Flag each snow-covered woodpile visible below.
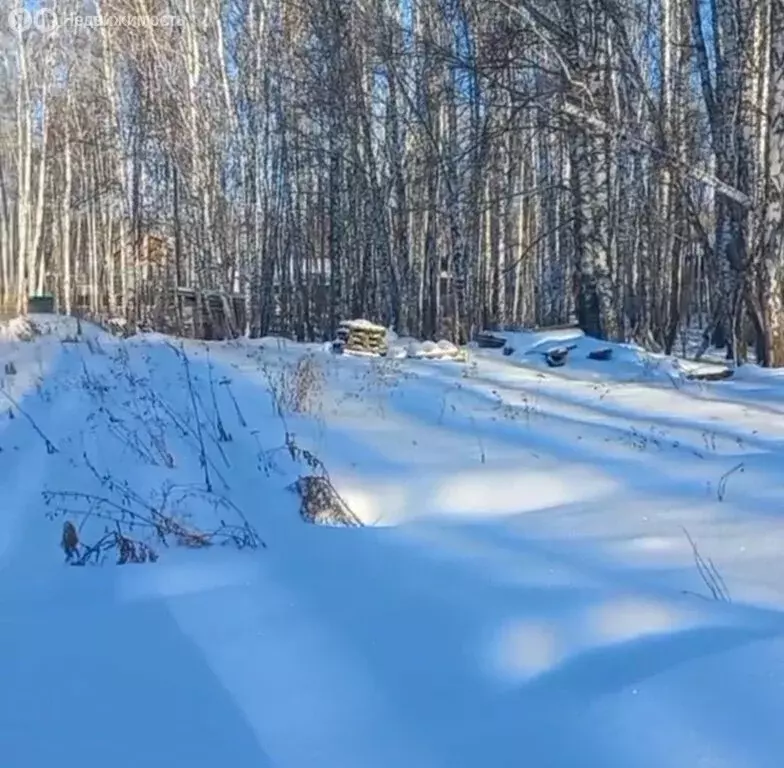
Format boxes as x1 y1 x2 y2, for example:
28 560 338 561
333 319 388 356
329 322 468 361
0 316 37 342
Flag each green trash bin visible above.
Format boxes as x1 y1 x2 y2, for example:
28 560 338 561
28 295 55 313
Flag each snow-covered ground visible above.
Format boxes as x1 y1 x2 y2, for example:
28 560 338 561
3 315 784 767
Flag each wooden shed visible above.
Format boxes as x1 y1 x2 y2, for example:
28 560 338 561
176 287 246 340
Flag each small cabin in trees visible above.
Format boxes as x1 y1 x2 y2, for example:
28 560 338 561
175 287 246 340
112 233 247 339
69 231 246 340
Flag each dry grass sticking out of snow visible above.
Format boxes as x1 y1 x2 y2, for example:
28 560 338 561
3 317 784 768
0 319 357 569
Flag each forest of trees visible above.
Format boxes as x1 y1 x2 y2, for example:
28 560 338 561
1 0 784 362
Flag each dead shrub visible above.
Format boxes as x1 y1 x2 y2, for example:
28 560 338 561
288 475 363 527
262 353 325 416
45 468 263 566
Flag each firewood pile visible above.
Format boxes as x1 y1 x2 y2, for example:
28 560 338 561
332 319 388 356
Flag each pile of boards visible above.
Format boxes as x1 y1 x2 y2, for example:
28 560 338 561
333 319 388 356
331 319 469 362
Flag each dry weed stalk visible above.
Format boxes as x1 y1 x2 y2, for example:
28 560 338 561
261 353 325 417
0 384 58 453
46 456 263 565
682 527 730 602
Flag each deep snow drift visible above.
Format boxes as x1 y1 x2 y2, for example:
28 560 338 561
2 315 784 767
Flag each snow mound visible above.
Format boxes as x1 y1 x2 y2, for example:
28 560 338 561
3 316 784 767
340 318 387 332
0 316 37 341
481 327 728 383
387 336 467 361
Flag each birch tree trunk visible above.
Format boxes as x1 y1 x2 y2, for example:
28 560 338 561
760 0 784 364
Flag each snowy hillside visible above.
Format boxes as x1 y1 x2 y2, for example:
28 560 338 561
3 315 784 767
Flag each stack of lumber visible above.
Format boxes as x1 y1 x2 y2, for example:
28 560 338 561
334 319 388 356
